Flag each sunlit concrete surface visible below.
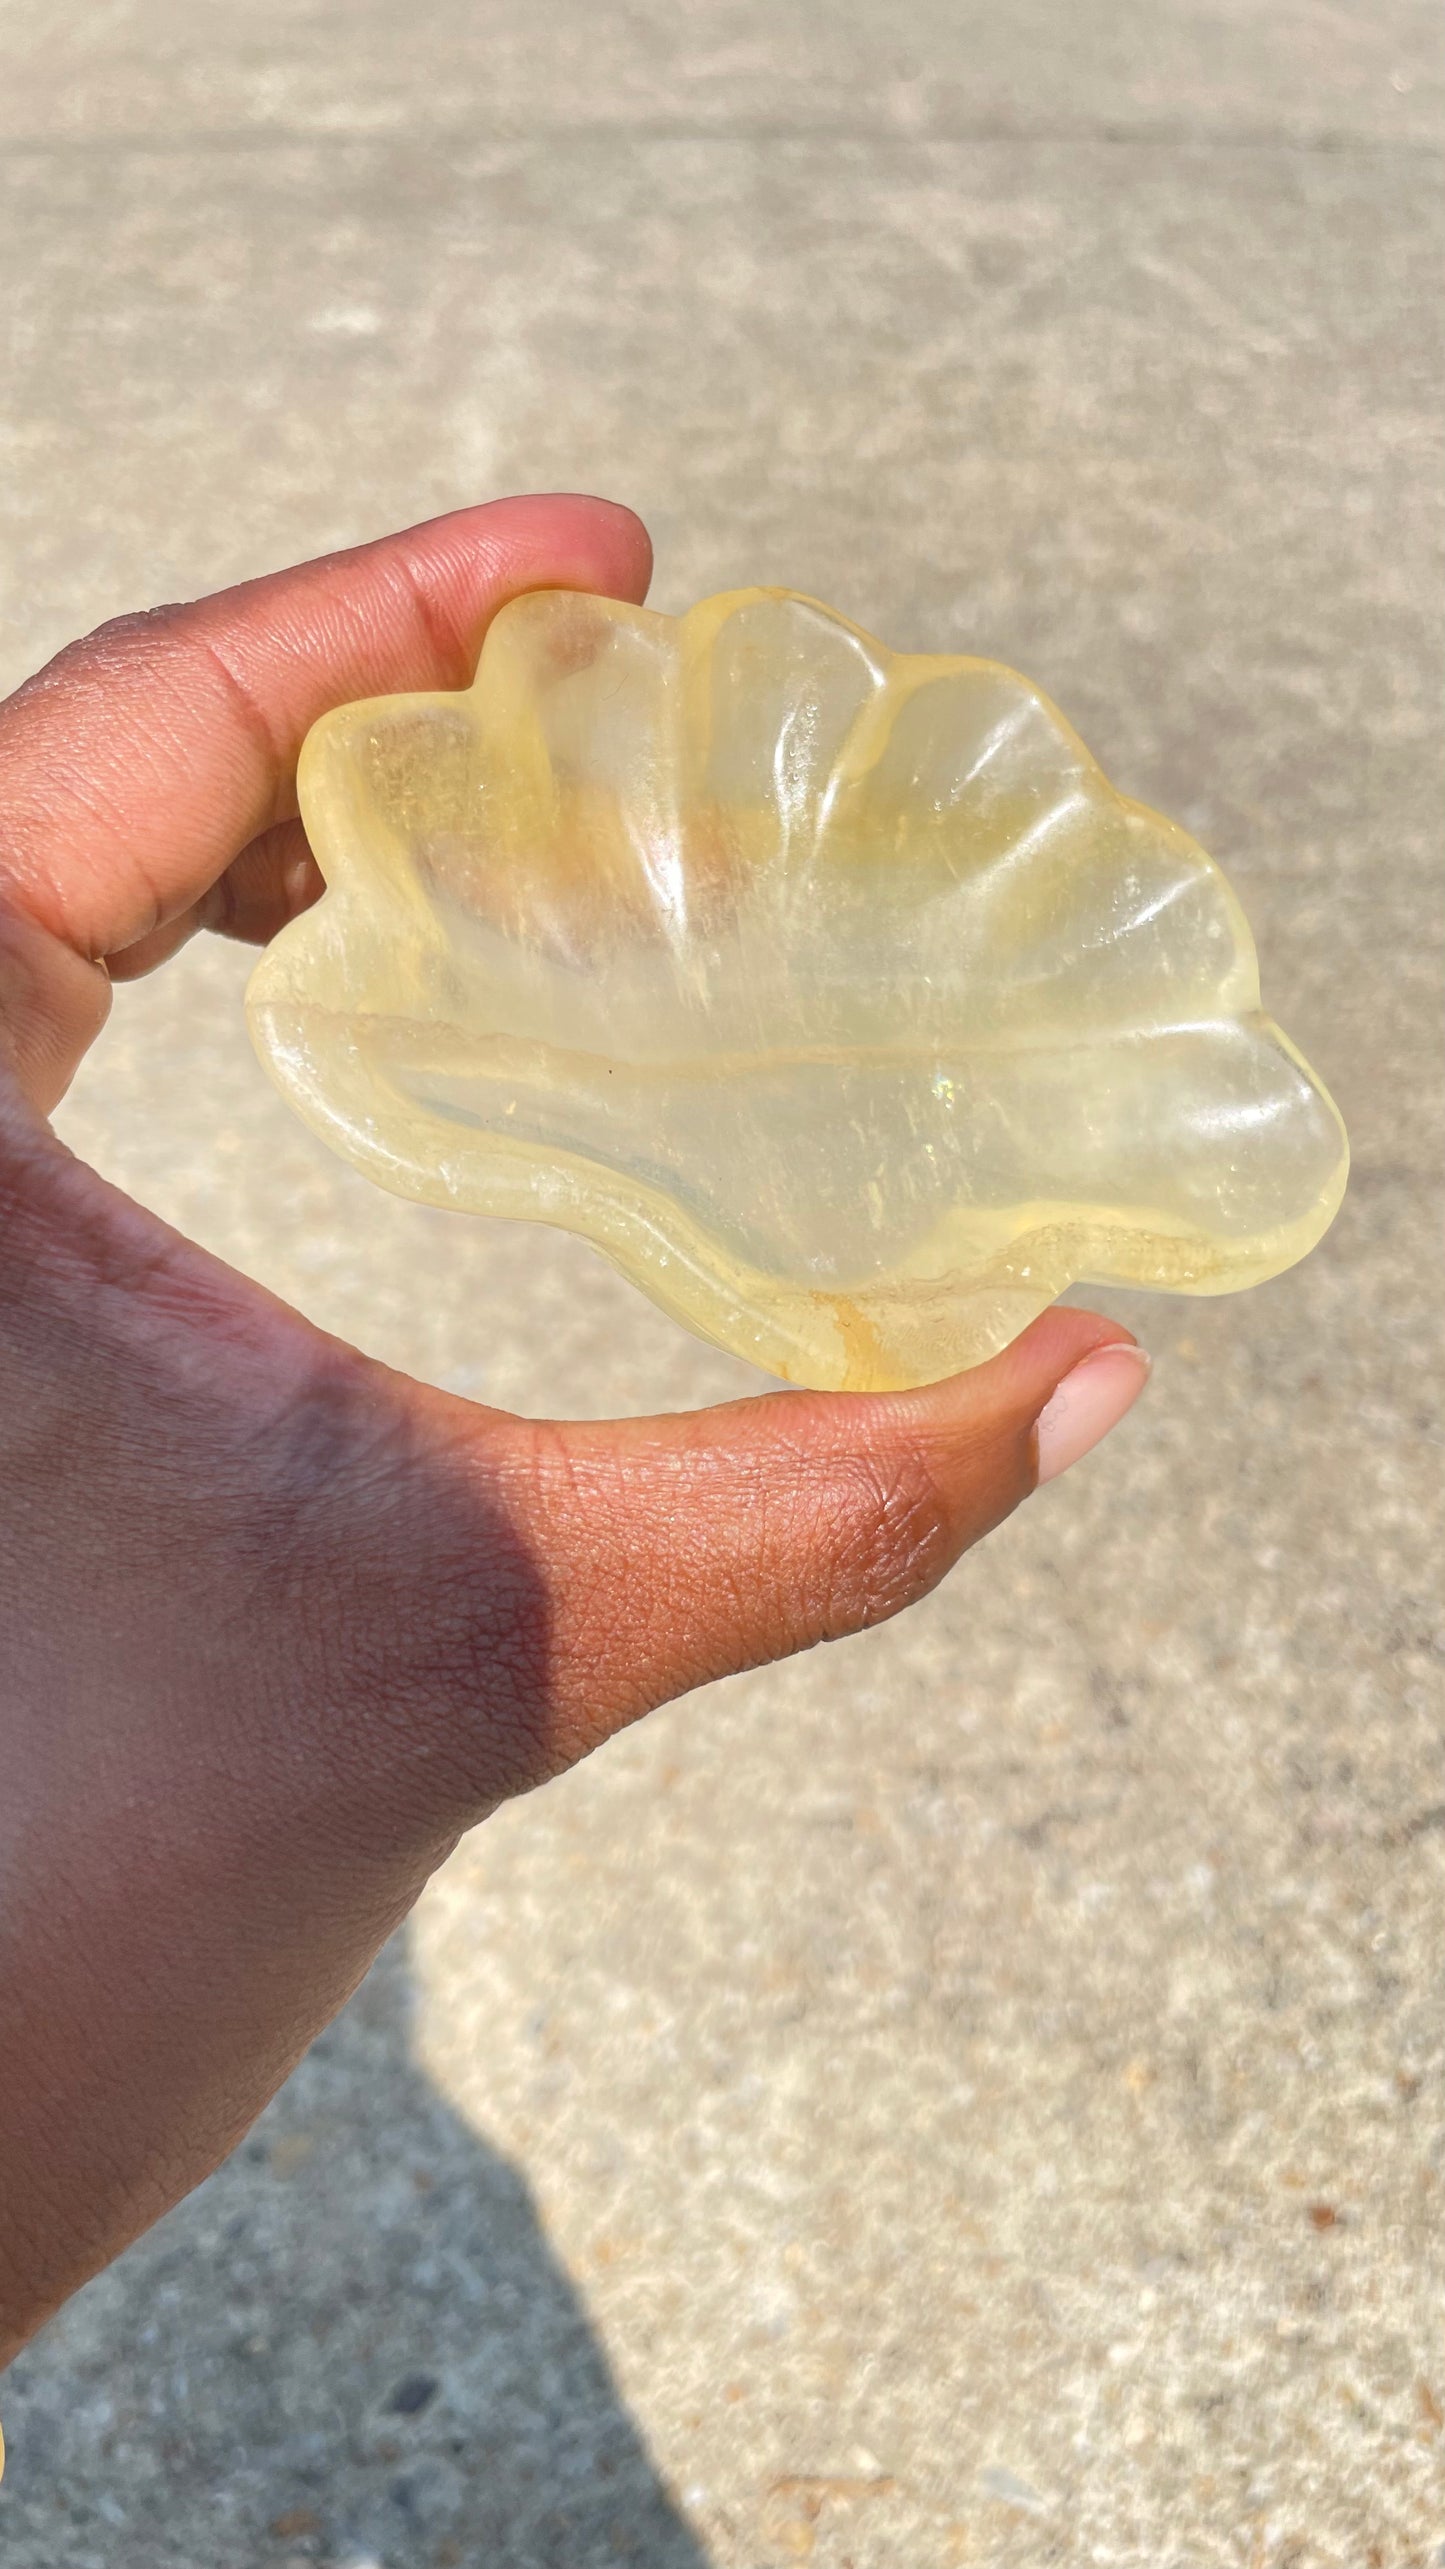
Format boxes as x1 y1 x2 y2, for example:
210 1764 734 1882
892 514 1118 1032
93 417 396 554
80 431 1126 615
1 5 1442 2562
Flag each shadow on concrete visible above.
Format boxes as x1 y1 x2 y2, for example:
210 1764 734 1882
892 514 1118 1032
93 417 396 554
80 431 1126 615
2 1935 707 2569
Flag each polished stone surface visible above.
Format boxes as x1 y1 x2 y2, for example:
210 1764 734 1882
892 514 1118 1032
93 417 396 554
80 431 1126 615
0 4 1441 2563
250 586 1346 1389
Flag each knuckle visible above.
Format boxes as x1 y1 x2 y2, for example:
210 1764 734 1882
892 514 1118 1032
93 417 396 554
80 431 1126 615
62 604 186 672
341 1556 554 1820
266 1389 558 1818
10 608 188 719
803 1444 955 1645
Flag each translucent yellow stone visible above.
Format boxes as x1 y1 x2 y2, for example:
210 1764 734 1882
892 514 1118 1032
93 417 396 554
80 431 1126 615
246 588 1348 1391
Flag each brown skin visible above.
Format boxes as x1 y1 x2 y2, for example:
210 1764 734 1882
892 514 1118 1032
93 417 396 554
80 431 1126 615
0 496 1134 2365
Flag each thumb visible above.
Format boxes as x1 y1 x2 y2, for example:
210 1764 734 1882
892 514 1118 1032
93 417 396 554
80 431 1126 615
504 1306 1150 1767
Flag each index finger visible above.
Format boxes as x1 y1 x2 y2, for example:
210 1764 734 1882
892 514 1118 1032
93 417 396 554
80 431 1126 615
0 495 652 1100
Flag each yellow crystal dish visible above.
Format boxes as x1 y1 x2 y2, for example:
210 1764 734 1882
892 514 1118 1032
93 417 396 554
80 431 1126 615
246 586 1348 1391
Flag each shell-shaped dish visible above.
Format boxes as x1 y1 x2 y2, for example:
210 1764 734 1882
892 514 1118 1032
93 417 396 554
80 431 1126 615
246 587 1348 1390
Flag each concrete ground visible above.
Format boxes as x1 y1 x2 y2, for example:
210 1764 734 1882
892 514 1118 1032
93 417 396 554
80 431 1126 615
1 4 1442 2562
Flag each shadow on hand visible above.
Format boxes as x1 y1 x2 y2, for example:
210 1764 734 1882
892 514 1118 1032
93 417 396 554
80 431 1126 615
2 1934 708 2569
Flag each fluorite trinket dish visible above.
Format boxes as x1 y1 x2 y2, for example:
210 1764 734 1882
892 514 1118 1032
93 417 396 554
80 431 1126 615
246 587 1347 1391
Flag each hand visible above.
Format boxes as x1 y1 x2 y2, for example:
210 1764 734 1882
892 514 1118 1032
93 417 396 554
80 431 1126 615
0 496 1148 2362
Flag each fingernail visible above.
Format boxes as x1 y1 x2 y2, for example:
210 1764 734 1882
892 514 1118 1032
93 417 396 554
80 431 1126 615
284 851 324 916
1035 1344 1151 1485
